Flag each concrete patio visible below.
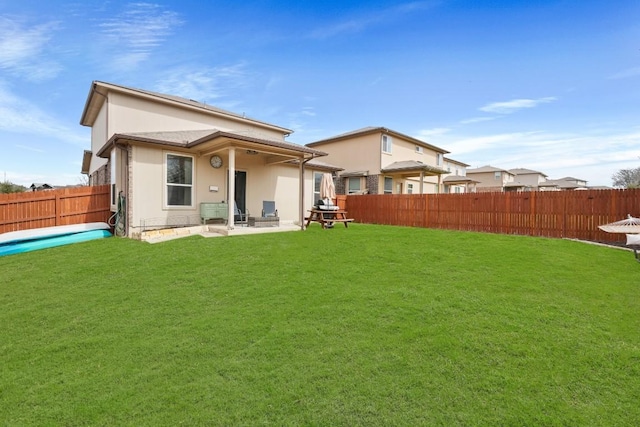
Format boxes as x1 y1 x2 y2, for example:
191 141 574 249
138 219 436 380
140 221 302 244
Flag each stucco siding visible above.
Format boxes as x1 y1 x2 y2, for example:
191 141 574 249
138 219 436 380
515 174 545 187
386 137 439 169
90 105 108 175
130 146 178 230
469 171 514 189
109 92 287 141
127 145 314 229
313 134 380 174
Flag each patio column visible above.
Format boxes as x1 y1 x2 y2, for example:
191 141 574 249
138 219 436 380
419 171 424 194
227 147 236 229
299 156 305 230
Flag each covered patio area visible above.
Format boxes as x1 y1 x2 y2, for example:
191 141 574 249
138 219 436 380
381 160 449 194
100 129 328 238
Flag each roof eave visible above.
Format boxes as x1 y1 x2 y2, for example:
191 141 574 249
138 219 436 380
97 131 327 160
81 150 92 174
307 126 450 154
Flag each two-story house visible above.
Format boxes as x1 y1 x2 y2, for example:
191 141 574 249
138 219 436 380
508 168 548 189
442 157 476 193
544 176 589 190
465 165 516 192
79 81 335 237
306 127 451 195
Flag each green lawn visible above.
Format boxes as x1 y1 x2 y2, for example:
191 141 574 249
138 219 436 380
1 224 639 426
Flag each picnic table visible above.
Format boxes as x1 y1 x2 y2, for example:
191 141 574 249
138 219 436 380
305 209 354 229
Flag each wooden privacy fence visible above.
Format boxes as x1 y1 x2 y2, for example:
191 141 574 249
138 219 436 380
346 189 640 244
0 185 111 234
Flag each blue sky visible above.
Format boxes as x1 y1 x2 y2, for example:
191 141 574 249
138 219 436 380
0 0 638 187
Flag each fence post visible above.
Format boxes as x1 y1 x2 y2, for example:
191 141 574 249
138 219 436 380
55 192 62 225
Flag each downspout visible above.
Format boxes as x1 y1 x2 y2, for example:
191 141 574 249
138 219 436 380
112 141 130 237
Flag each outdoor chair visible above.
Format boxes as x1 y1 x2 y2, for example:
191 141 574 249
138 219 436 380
262 200 278 218
234 201 249 226
260 200 279 226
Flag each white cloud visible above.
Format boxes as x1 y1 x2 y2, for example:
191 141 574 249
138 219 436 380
0 83 86 145
310 1 438 39
15 144 45 153
459 116 498 124
286 106 320 135
99 3 183 68
155 63 252 104
479 97 557 114
415 127 450 138
0 16 62 81
444 132 542 155
608 66 640 80
429 128 640 186
301 107 316 117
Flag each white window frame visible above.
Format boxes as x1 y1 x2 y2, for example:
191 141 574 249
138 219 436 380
407 183 414 194
164 152 195 208
382 135 392 154
313 172 322 202
415 146 423 154
494 171 502 180
437 153 443 166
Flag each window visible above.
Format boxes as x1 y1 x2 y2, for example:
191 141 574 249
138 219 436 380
348 177 361 194
382 135 392 153
313 172 322 201
494 171 501 180
415 146 423 154
384 177 393 194
166 153 193 207
407 183 413 194
437 153 443 166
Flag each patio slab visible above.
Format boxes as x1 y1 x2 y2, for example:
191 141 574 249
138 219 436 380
141 222 301 243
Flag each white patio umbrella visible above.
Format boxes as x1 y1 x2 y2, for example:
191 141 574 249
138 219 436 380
598 214 640 234
320 173 336 203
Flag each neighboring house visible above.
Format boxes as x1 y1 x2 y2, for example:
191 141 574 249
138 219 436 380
544 176 588 190
537 181 561 191
30 183 54 191
442 157 476 193
306 127 450 195
79 81 334 238
508 168 548 189
465 165 515 192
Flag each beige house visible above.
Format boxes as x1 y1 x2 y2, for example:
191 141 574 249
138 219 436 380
80 81 335 238
442 157 476 193
544 176 588 190
465 165 516 192
507 168 551 191
306 127 450 195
